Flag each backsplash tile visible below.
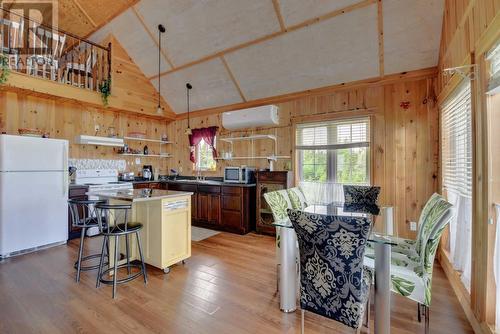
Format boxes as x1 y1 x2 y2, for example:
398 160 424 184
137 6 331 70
69 158 127 171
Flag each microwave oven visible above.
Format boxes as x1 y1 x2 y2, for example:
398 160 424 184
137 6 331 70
224 167 256 184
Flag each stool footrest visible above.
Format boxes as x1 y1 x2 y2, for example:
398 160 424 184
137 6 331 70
99 263 144 285
74 253 108 271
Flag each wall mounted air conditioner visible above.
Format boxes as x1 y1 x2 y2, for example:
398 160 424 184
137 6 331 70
75 135 124 147
222 105 279 130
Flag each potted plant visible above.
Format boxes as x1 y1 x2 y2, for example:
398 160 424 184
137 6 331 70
98 78 111 106
0 54 11 84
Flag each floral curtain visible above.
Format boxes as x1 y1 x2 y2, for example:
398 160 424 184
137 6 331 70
188 126 218 163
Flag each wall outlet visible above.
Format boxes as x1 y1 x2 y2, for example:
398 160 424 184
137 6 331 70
135 158 141 165
409 221 417 231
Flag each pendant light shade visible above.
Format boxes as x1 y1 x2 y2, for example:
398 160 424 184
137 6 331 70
156 24 166 115
185 83 193 135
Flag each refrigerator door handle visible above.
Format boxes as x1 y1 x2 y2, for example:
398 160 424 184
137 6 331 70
63 144 68 197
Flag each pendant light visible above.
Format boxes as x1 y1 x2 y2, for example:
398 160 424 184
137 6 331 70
156 24 166 115
185 83 193 135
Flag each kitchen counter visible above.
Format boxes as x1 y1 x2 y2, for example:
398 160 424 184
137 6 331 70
86 189 193 202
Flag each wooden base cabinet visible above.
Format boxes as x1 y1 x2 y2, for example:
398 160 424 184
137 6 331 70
221 186 256 234
256 171 293 235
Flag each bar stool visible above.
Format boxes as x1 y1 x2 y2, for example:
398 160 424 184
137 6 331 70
68 199 108 283
95 203 147 298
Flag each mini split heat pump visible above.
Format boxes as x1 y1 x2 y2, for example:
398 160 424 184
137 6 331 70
221 105 279 131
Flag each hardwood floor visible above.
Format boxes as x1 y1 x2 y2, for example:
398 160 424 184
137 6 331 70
0 232 473 333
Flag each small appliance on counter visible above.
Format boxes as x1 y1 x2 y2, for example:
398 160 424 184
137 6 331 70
119 172 135 181
142 165 154 181
224 166 256 184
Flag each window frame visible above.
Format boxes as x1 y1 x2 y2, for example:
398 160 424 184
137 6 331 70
194 137 217 172
294 115 373 185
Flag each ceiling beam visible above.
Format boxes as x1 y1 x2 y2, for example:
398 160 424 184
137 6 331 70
83 0 141 40
149 0 376 80
72 0 97 28
174 66 438 120
220 55 247 102
131 6 176 69
271 0 286 32
377 0 384 76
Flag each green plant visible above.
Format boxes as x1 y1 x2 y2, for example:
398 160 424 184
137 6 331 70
0 54 11 85
98 78 111 106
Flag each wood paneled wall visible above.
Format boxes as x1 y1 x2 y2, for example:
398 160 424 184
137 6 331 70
0 92 169 176
437 1 500 333
167 75 439 239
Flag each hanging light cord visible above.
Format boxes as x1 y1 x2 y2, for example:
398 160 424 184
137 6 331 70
187 86 190 129
157 27 161 109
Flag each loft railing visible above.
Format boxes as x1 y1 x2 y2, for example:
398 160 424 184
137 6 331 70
0 7 111 92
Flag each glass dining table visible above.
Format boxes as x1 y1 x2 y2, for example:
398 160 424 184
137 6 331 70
273 202 395 334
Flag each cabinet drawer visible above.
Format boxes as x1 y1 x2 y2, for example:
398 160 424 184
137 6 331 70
198 185 221 194
256 171 289 183
222 186 241 195
169 183 197 192
222 195 241 211
69 187 87 197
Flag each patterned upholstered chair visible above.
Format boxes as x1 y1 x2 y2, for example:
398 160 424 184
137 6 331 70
343 185 381 215
288 209 372 333
364 193 452 333
286 187 309 210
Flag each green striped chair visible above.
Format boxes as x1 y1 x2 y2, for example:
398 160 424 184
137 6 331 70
286 187 308 210
364 193 453 333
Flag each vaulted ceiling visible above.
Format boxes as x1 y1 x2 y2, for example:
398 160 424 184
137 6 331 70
20 0 445 115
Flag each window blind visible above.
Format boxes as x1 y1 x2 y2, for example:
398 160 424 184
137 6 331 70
486 41 500 95
441 80 472 198
296 117 370 150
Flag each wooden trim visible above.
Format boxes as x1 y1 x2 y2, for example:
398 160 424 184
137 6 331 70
131 6 176 69
271 0 286 32
2 71 176 121
441 0 476 63
82 0 141 40
377 0 384 76
149 0 376 80
175 67 437 120
72 0 97 27
438 249 485 334
291 108 377 124
220 56 246 102
437 54 472 104
475 10 500 57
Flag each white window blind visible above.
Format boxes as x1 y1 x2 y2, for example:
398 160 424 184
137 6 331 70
296 117 370 149
441 81 472 198
486 41 500 95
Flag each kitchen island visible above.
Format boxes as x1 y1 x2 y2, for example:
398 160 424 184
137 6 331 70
87 189 193 273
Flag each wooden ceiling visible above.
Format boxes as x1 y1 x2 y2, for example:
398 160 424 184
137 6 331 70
3 0 137 38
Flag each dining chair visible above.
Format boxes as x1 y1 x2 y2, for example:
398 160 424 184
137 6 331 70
264 189 294 291
364 193 452 333
286 187 308 210
343 185 381 215
288 209 372 333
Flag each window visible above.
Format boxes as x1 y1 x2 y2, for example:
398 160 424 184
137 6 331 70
296 118 370 184
195 138 216 171
441 80 472 291
487 41 500 95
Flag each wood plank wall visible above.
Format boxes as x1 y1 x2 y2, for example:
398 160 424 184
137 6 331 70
437 0 500 333
166 76 439 239
0 91 169 176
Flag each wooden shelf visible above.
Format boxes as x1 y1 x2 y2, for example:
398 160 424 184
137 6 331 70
119 153 172 158
215 155 290 161
123 136 172 144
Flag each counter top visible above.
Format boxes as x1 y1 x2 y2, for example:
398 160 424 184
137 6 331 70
86 189 193 202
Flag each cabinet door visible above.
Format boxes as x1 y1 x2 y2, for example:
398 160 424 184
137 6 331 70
208 194 220 224
197 193 209 221
162 199 191 267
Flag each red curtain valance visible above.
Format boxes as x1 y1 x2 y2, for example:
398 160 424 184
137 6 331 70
188 126 218 163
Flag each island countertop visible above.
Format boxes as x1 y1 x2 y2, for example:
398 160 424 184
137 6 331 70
86 189 194 202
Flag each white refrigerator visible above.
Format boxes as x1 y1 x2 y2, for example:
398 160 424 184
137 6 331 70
0 135 69 258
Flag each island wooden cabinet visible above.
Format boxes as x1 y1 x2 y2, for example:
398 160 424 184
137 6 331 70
164 181 255 234
133 182 165 190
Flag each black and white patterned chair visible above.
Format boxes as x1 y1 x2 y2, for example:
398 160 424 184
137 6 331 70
343 185 381 215
288 209 372 333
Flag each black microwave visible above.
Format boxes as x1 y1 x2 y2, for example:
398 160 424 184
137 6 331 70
224 167 256 184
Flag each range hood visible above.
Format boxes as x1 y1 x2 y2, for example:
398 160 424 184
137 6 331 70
75 135 124 147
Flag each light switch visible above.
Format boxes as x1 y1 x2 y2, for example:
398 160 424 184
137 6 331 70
135 158 141 165
409 221 417 231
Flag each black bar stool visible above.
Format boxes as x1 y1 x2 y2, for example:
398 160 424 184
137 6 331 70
68 199 108 283
95 203 147 298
